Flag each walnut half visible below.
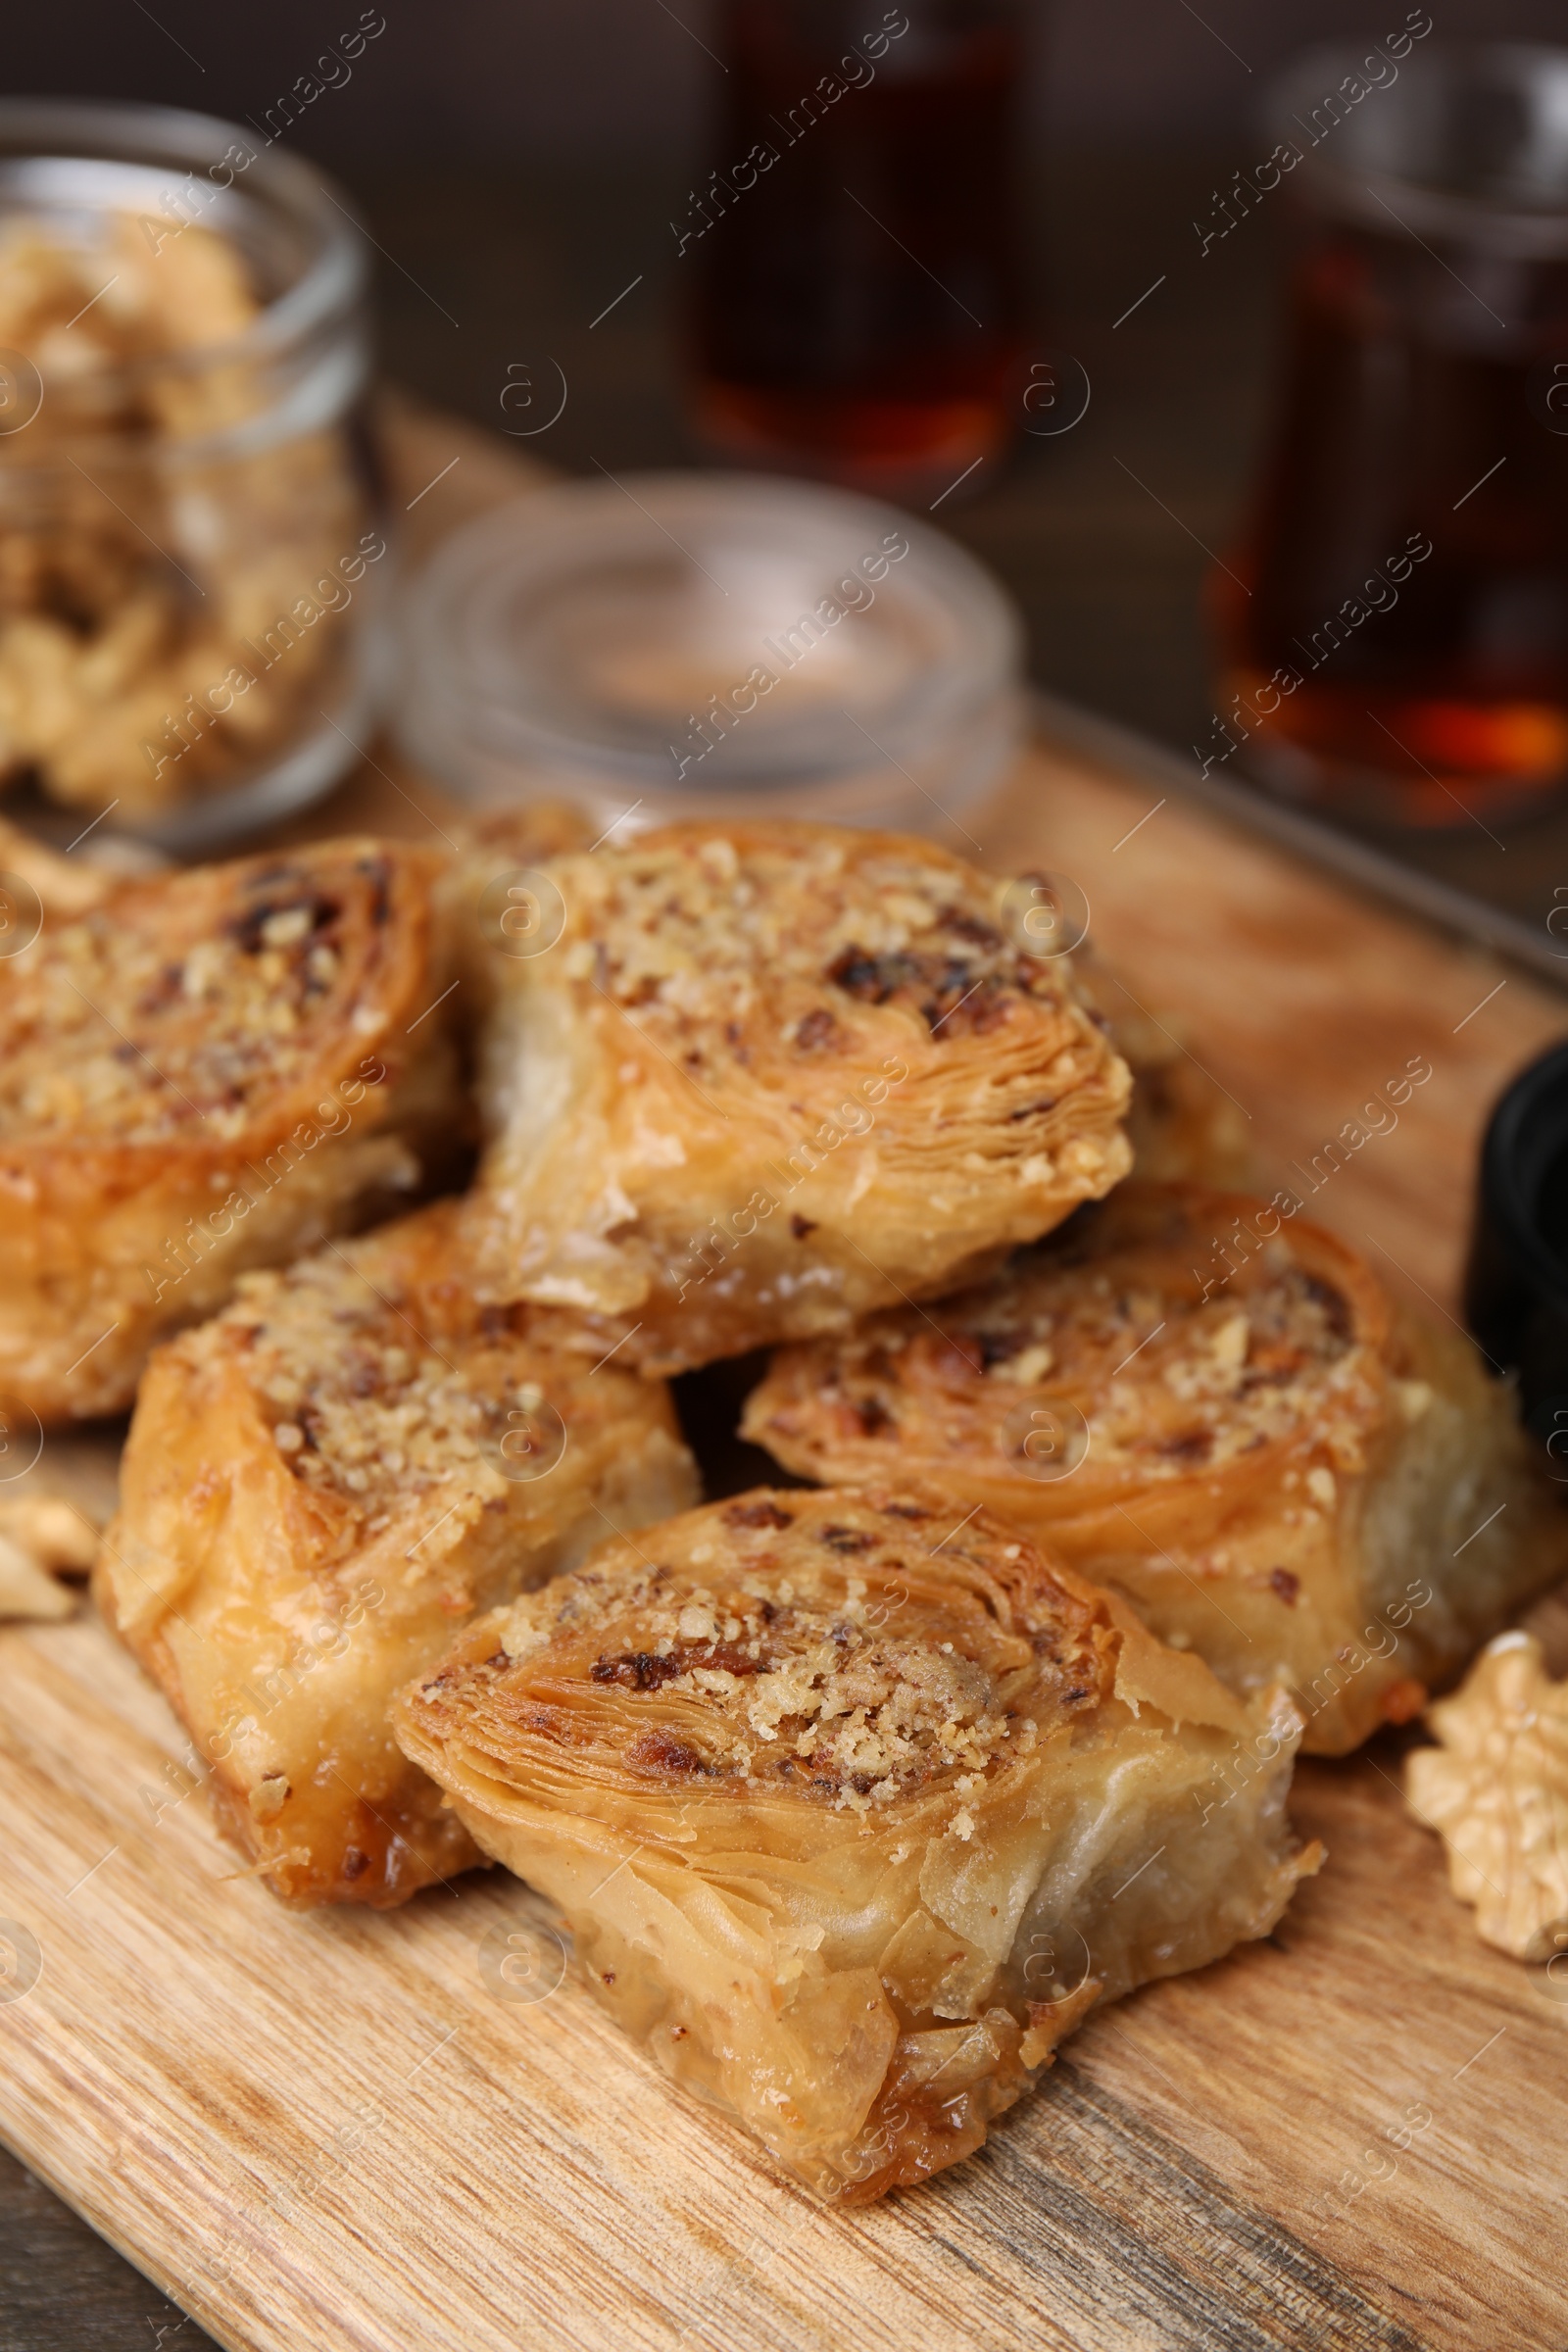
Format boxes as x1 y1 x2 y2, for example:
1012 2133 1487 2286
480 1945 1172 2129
0 1493 101 1622
1405 1631 1568 1962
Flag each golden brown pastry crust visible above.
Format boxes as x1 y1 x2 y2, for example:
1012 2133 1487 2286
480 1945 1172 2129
95 1198 698 1906
743 1183 1567 1754
0 836 464 1420
393 1482 1317 2199
432 801 593 1043
462 820 1133 1373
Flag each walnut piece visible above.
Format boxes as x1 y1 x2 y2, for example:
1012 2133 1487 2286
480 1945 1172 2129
0 1492 100 1621
1405 1631 1568 1962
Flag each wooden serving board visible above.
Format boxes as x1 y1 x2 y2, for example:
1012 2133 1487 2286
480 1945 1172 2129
3 407 1568 2352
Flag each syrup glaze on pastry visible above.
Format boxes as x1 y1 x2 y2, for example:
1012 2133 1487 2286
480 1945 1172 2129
743 1183 1566 1754
462 820 1133 1373
393 1482 1317 2199
95 1199 698 1904
0 837 462 1420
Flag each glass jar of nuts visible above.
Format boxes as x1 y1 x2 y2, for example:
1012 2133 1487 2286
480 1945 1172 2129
0 99 385 853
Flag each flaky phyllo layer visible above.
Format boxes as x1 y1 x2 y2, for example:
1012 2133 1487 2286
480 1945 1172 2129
462 821 1133 1371
745 1184 1568 1753
393 1485 1317 2199
0 836 463 1419
96 1200 698 1907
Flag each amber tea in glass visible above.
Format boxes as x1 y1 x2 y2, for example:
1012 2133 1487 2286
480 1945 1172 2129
687 0 1023 501
1219 42 1568 828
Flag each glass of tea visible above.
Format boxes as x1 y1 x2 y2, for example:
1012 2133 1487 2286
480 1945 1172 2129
1216 41 1568 828
685 0 1023 504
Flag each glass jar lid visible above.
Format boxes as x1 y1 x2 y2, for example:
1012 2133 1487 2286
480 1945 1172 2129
396 471 1023 834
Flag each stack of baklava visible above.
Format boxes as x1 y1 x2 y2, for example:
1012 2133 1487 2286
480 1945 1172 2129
7 811 1554 2199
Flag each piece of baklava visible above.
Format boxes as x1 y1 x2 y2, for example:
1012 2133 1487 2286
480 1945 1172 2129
461 821 1133 1372
0 810 126 918
1092 989 1253 1186
432 800 592 1026
744 1184 1566 1755
393 1483 1318 2200
0 837 462 1420
95 1199 698 1905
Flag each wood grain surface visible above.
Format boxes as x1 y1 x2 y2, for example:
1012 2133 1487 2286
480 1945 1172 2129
1 409 1566 2352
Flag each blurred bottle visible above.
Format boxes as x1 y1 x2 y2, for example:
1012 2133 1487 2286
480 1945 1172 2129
685 0 1023 502
1216 41 1568 828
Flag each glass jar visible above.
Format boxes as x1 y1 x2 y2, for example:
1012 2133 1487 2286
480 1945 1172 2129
0 98 383 854
1216 42 1568 829
394 471 1024 836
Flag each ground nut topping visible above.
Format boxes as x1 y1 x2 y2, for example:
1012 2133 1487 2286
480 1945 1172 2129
494 1489 1103 1814
211 1248 523 1517
0 850 400 1144
794 1230 1369 1477
556 835 1098 1072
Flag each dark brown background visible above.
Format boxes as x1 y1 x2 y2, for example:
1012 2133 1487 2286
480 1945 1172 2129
3 0 1561 767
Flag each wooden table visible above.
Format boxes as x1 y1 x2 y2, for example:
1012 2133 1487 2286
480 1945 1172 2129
2 406 1567 2352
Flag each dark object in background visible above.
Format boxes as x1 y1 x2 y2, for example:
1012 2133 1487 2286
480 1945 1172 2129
1215 41 1568 830
673 1351 813 1500
1466 1035 1568 1459
687 0 1022 500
